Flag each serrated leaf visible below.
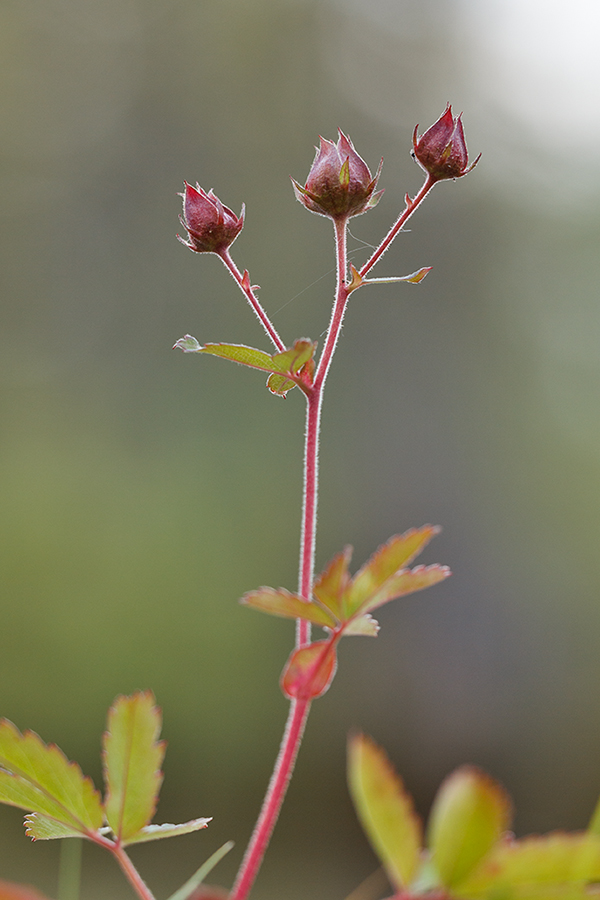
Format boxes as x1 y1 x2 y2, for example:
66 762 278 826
280 640 338 700
347 734 422 890
427 766 512 889
24 813 85 841
456 832 600 898
0 720 103 836
356 564 451 616
0 881 53 900
103 691 165 842
122 817 211 846
240 587 338 629
341 614 380 637
313 546 353 619
346 526 440 617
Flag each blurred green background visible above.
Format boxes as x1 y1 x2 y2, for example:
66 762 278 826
2 0 600 897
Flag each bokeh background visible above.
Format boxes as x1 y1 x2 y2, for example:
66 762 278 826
2 0 600 897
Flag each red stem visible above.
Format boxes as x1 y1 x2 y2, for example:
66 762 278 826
219 249 286 352
359 173 436 279
230 216 350 900
111 844 157 900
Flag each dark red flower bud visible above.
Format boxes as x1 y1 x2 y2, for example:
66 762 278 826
292 130 383 221
412 105 480 182
178 182 244 254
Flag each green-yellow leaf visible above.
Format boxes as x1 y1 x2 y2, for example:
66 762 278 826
347 734 423 890
345 526 441 617
356 564 450 616
0 719 103 836
198 342 275 370
427 766 512 889
122 817 211 846
24 813 86 841
456 832 600 899
103 691 165 843
313 546 352 619
240 587 338 628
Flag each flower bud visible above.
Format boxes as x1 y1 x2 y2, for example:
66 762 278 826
412 105 480 181
178 182 244 254
292 130 383 221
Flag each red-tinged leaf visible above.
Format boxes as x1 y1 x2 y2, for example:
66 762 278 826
404 266 432 284
313 546 353 619
356 564 451 616
341 614 380 637
240 587 338 629
24 814 86 841
103 692 165 843
348 734 423 890
123 817 211 846
267 339 317 396
345 526 441 618
427 766 512 889
0 882 52 900
456 832 600 898
0 720 103 836
280 640 338 700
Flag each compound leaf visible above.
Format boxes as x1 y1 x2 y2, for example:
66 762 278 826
103 691 165 842
312 546 353 619
346 526 441 617
0 719 103 836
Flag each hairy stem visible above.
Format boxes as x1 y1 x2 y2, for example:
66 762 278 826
219 249 286 352
359 173 436 279
112 845 157 900
230 215 351 900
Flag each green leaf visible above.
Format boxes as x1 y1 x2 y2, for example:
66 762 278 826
347 734 422 890
103 691 165 843
24 814 86 841
456 832 600 899
240 587 338 629
0 881 53 900
178 338 316 396
312 546 353 620
427 766 512 889
0 719 103 836
355 564 450 616
346 526 441 617
122 817 211 846
197 342 275 370
280 640 338 700
166 841 234 900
